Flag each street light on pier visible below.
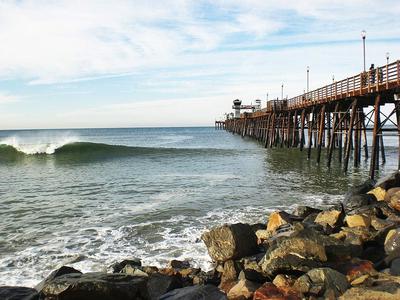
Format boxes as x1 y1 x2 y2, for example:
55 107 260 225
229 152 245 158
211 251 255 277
332 75 335 83
361 30 366 72
386 52 390 64
281 84 284 100
307 66 310 92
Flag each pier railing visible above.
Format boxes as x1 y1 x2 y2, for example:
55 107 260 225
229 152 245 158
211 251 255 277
287 60 400 110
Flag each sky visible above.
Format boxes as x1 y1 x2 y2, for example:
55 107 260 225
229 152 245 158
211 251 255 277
0 0 400 129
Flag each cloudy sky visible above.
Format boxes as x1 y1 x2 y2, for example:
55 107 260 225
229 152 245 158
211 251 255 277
0 0 399 129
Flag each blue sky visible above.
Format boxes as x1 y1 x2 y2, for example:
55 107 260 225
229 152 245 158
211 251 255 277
0 0 399 129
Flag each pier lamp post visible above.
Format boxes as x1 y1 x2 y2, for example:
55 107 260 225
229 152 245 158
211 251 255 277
361 30 366 72
332 75 335 83
281 84 284 100
307 66 310 93
386 52 390 64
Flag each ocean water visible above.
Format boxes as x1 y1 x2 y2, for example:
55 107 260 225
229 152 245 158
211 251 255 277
0 126 398 287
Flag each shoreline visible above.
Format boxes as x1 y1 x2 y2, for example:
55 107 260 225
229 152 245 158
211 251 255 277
3 172 400 299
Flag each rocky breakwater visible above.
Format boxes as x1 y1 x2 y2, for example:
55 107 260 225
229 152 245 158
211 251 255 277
3 171 400 299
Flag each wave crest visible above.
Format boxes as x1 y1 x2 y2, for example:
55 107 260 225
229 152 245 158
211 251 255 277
0 136 79 154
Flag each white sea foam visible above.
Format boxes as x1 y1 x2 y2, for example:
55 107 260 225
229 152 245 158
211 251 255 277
0 135 79 154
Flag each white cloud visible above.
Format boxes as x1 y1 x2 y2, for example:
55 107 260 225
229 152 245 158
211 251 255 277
0 92 19 104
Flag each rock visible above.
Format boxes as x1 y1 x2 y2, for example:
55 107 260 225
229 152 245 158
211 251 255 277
345 179 375 200
218 280 237 294
371 216 394 230
302 212 319 224
159 285 228 300
360 246 386 263
227 279 260 299
255 229 270 244
314 208 344 231
192 270 220 286
238 269 267 284
331 226 373 247
375 171 400 190
293 267 349 298
169 260 191 269
368 186 387 201
39 272 149 300
343 194 376 212
259 236 327 276
0 286 38 300
390 258 400 276
221 260 239 283
35 266 82 291
292 206 322 219
111 258 142 273
385 187 400 201
344 214 371 228
386 189 400 211
339 273 400 299
266 211 292 233
272 274 296 290
253 282 301 300
121 265 148 277
385 228 400 254
201 223 258 262
147 273 183 300
335 259 377 283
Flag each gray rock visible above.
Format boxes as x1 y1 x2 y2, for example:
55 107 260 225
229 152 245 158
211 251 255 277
294 267 349 298
292 206 322 219
35 266 82 291
390 258 400 276
159 285 228 300
0 286 38 300
344 179 376 200
201 223 258 262
39 272 148 300
375 171 400 190
343 194 377 212
111 258 142 273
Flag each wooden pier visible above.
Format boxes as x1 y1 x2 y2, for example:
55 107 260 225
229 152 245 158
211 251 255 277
220 60 400 179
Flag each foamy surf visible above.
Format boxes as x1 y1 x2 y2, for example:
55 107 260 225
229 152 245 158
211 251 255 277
0 136 79 154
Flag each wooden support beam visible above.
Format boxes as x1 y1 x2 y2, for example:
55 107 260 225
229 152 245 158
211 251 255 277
344 99 357 173
317 105 326 164
369 95 381 180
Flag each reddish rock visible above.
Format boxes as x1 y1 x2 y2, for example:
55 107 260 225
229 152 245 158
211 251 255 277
335 259 376 283
253 283 301 300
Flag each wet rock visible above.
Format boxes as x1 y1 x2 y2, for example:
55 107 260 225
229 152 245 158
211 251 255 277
375 171 400 190
39 272 149 300
343 194 376 212
220 260 239 283
192 270 220 286
367 186 387 201
0 286 38 300
253 282 301 300
345 179 375 200
147 273 183 300
159 285 228 300
390 258 400 276
339 273 400 299
227 279 260 299
292 206 322 219
121 265 148 277
169 260 190 269
201 223 258 262
238 269 267 284
111 258 142 273
331 226 374 247
35 266 82 291
142 266 159 275
255 229 270 244
386 188 400 211
384 228 400 254
344 214 371 228
293 267 349 298
266 211 293 234
259 236 327 276
314 208 344 231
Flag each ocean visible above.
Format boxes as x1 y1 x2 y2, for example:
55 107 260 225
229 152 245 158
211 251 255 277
0 126 398 287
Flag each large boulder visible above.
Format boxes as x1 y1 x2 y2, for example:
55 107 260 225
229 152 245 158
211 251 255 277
259 236 327 276
201 223 258 262
0 286 38 300
344 214 371 228
159 285 228 300
343 194 376 212
368 186 387 201
385 188 400 211
293 268 349 298
147 273 183 300
344 179 375 200
39 272 149 300
385 228 400 254
35 266 82 291
227 279 260 299
314 208 344 232
266 211 301 234
375 171 400 190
